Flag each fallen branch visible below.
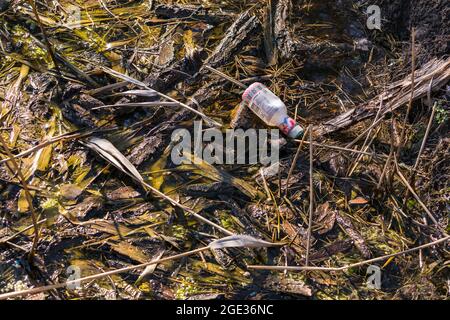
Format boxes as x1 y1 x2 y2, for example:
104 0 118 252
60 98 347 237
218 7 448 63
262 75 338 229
203 10 261 69
315 57 450 136
273 0 296 60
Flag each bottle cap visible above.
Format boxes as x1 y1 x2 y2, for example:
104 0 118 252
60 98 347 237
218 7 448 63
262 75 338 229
279 117 304 139
287 125 304 139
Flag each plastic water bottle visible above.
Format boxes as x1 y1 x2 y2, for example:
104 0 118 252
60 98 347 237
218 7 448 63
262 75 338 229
242 82 304 138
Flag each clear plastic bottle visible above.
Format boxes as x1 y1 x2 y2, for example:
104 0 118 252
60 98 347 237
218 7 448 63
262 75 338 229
242 82 304 138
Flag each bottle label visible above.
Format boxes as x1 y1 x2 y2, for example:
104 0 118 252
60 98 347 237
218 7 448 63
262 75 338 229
242 83 279 121
279 116 296 135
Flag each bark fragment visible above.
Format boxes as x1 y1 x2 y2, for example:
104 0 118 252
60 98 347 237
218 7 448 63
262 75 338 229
203 10 261 69
128 135 164 167
144 49 206 92
273 0 296 60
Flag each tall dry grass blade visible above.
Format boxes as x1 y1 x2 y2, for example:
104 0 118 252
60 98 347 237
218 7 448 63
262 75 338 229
395 164 441 228
204 65 248 89
92 102 179 110
305 125 314 266
285 125 310 195
101 66 222 127
135 249 165 284
111 89 159 98
248 235 449 272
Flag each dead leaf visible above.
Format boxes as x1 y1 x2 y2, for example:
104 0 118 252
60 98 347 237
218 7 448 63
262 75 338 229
336 213 372 258
349 197 368 205
106 186 140 201
82 219 132 237
109 241 151 264
84 137 144 183
282 220 310 248
314 202 336 234
60 184 83 200
17 190 30 213
148 144 170 190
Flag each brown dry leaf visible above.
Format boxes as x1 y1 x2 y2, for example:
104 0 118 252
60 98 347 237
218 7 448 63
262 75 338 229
84 219 132 237
349 197 368 205
282 220 312 248
306 239 353 263
156 40 175 66
60 184 83 200
336 213 372 259
109 241 151 264
314 202 336 234
106 186 141 201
